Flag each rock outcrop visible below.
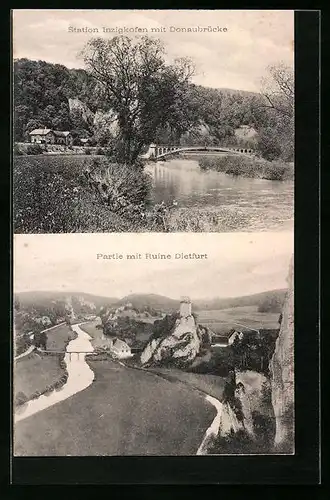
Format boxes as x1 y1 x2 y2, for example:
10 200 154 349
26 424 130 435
140 314 201 367
68 98 94 126
269 257 294 453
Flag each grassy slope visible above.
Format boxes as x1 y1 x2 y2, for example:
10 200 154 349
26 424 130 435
17 290 117 310
147 367 226 402
14 324 75 402
14 359 214 456
14 352 64 401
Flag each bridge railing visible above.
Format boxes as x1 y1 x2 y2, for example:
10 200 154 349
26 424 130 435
144 144 255 159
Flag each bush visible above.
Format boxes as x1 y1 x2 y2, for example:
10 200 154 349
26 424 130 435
13 144 25 156
96 147 105 155
198 155 294 181
26 143 44 155
15 391 28 407
85 148 92 155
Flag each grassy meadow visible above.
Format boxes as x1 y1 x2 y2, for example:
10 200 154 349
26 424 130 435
14 324 75 406
196 305 281 331
14 352 65 405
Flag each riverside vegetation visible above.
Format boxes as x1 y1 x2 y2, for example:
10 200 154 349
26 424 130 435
199 155 294 182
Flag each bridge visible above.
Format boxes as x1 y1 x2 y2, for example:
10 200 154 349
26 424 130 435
36 348 93 361
141 143 255 161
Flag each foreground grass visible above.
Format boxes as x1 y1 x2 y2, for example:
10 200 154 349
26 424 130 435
199 156 294 181
13 156 150 233
147 367 226 402
14 359 214 456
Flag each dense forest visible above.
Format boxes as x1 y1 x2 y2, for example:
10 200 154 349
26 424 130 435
13 56 293 162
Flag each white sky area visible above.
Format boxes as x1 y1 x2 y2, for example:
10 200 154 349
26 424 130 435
14 233 293 300
12 9 294 92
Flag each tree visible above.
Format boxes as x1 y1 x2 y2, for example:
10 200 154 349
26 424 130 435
260 62 294 118
80 36 195 165
254 63 294 161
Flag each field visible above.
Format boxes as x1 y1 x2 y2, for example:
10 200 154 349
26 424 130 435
14 352 64 404
147 367 226 402
196 305 281 331
46 324 77 351
14 359 214 456
14 324 75 405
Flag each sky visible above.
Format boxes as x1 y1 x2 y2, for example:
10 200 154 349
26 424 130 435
12 9 294 92
14 232 293 300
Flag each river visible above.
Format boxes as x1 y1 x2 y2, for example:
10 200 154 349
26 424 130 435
145 159 294 231
14 323 94 423
14 323 221 456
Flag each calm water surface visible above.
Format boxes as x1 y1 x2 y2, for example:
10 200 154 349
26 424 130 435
145 159 294 231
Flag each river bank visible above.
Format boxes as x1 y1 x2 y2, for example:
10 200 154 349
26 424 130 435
14 323 77 408
14 154 293 233
14 354 215 456
14 323 94 423
198 155 294 181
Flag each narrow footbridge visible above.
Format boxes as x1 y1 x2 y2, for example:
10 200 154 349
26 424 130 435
37 348 92 361
142 143 255 161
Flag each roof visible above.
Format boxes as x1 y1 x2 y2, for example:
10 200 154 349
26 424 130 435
29 129 71 136
113 338 130 349
53 131 71 137
29 128 52 135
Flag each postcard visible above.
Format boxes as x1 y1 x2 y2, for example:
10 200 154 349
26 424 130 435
12 8 299 474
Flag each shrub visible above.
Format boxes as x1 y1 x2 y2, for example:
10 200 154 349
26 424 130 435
85 148 92 155
15 391 28 406
198 155 294 182
26 143 44 155
13 144 25 156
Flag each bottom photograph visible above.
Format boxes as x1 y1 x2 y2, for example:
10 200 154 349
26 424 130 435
13 232 294 456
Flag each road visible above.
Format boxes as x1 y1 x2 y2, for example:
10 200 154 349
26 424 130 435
14 358 215 456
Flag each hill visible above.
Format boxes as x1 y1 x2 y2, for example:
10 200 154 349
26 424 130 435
13 58 260 148
114 294 180 312
16 291 118 311
194 289 287 311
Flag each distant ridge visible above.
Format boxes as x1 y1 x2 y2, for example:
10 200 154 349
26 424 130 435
16 289 287 312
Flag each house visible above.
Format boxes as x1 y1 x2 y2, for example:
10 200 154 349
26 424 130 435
29 128 55 144
29 128 73 146
110 338 132 359
201 323 246 348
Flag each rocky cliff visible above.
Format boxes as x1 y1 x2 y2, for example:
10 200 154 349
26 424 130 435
269 257 294 453
140 314 202 368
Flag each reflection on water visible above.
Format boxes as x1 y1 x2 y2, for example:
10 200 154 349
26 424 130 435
145 159 294 229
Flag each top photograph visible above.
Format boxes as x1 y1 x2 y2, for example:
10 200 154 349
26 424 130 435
12 10 294 234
